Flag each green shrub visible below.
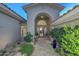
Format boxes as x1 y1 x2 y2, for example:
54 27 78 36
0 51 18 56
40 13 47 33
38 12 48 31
24 32 33 42
61 25 79 55
50 25 79 56
35 32 38 36
0 49 6 56
20 43 34 56
50 27 65 44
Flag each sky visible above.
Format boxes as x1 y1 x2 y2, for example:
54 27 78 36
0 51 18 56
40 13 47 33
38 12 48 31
5 3 77 20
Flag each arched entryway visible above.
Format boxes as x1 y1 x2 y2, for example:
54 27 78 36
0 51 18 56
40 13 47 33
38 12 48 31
35 13 50 37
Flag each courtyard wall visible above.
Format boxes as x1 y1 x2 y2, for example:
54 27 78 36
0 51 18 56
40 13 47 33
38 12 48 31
52 5 79 28
0 12 21 49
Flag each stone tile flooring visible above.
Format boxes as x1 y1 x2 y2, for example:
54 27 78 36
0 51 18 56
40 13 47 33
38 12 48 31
32 37 59 56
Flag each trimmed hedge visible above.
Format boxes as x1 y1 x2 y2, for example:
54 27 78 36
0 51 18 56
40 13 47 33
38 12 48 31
50 25 79 56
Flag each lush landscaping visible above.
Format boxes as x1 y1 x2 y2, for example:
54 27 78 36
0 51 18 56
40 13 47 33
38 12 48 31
20 43 34 56
19 32 34 56
0 32 34 56
50 25 79 56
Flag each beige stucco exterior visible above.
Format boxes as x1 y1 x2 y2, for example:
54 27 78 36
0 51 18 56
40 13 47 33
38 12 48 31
52 5 79 28
0 12 21 49
23 4 79 39
23 3 64 37
0 4 27 49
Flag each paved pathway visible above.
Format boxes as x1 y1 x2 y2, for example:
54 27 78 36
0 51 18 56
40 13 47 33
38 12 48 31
32 37 59 56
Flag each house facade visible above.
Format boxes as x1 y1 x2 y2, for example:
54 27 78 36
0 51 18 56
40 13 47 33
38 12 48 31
0 3 79 49
23 3 79 39
0 4 27 49
23 3 64 37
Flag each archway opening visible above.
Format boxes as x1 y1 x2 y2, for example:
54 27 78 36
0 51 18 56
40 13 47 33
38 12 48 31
35 14 50 37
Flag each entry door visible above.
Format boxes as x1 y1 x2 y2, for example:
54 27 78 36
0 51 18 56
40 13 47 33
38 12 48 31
37 27 43 37
37 26 47 37
39 27 43 37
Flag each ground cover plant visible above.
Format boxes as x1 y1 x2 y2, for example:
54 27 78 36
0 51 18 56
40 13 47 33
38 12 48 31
50 25 79 56
20 43 34 56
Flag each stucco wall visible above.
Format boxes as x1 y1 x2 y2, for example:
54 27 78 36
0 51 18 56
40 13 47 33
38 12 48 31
52 6 79 25
26 4 60 36
0 12 21 49
53 19 79 28
52 6 79 29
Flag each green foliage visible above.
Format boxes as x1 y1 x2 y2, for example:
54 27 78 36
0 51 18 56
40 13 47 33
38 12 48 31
35 32 38 36
50 27 65 44
20 43 34 56
0 49 6 56
50 25 79 56
24 32 33 42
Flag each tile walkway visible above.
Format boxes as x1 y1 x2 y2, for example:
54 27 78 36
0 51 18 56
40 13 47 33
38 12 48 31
32 37 59 56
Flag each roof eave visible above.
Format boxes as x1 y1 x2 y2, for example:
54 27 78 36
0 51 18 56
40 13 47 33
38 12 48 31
23 3 64 11
1 3 27 23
